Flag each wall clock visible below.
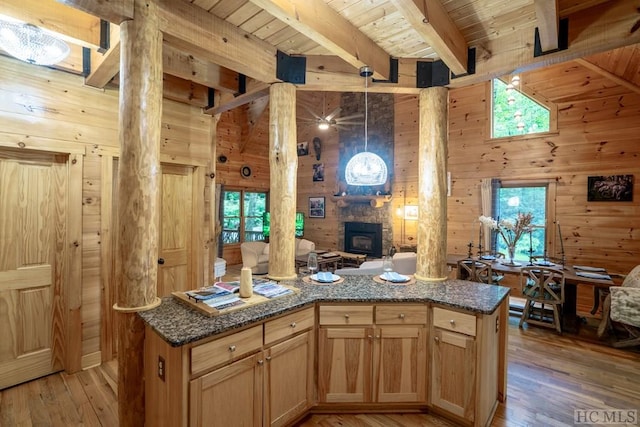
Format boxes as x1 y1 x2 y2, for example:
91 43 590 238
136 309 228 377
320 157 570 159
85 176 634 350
240 165 252 178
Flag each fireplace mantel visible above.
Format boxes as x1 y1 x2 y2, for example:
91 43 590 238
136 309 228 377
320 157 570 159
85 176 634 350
331 194 392 208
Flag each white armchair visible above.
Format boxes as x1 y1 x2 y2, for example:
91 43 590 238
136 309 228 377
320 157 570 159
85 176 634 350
335 252 417 276
241 238 315 274
240 241 269 274
598 264 640 347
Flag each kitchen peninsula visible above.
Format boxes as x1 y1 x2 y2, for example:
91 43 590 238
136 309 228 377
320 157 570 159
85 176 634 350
140 277 510 427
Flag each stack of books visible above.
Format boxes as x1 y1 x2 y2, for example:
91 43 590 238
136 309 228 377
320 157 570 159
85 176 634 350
186 281 246 310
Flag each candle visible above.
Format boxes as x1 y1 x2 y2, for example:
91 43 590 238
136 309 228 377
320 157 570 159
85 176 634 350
240 267 253 298
557 221 564 255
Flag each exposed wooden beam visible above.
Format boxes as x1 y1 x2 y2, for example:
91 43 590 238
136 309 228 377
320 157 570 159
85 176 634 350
450 0 640 88
1 0 103 49
535 0 559 52
390 0 468 75
55 0 133 24
156 0 278 84
163 43 239 94
205 84 271 115
248 0 390 80
86 24 120 88
558 0 611 17
162 74 210 108
239 96 269 153
575 58 640 96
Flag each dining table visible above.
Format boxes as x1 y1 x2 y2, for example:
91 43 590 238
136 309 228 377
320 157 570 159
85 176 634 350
447 254 615 333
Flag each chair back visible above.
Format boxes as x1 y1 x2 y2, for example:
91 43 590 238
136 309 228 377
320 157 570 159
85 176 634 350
457 259 493 284
520 266 565 304
622 265 640 288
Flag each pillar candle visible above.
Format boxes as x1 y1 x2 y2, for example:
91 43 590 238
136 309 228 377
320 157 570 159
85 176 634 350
240 267 253 298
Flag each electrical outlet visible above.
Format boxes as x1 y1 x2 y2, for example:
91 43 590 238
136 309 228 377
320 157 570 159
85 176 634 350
158 356 165 381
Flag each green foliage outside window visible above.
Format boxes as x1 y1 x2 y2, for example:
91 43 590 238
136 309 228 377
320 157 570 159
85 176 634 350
492 79 550 138
495 186 547 259
222 190 267 244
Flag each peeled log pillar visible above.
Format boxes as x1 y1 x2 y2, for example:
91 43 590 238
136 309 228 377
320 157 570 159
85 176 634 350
114 0 163 425
415 87 449 282
267 83 298 280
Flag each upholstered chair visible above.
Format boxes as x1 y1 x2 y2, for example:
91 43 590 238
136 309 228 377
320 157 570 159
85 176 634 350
598 265 640 348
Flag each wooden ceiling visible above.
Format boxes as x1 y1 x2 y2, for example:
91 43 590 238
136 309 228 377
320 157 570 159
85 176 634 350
1 0 640 111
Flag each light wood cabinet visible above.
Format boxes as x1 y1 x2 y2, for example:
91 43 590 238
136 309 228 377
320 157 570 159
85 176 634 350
430 305 501 427
317 304 427 404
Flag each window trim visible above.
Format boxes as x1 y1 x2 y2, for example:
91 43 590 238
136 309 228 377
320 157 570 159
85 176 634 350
486 78 558 141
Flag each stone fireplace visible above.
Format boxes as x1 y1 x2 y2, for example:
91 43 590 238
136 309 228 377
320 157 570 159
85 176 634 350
344 222 383 258
337 203 392 258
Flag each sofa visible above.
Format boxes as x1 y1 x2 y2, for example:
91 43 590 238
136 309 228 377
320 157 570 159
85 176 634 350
335 252 417 276
241 238 315 274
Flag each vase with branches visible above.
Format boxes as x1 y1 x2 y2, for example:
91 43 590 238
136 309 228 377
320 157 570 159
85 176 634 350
479 212 533 265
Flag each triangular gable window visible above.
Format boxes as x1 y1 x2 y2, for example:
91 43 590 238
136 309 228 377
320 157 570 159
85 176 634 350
492 78 550 138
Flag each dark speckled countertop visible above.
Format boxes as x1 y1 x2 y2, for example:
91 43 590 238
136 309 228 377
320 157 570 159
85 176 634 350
139 275 510 347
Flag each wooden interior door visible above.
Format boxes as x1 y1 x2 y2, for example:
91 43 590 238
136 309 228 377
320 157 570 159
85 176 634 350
0 151 66 389
158 164 194 296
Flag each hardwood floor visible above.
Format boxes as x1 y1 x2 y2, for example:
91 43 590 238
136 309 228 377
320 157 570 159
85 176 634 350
1 306 638 426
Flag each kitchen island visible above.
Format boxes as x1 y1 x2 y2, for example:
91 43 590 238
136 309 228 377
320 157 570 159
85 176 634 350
140 276 510 427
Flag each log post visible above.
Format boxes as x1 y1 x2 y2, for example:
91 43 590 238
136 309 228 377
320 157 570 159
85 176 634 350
208 113 221 285
113 0 163 425
414 87 449 282
267 83 298 281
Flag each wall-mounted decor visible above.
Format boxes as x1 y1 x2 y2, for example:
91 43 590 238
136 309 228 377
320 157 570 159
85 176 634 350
313 136 322 160
297 141 309 156
404 205 419 220
309 197 325 218
313 163 324 182
587 175 633 201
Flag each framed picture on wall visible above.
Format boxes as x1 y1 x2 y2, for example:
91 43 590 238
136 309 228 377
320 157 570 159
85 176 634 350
587 175 633 201
309 196 325 218
313 163 324 182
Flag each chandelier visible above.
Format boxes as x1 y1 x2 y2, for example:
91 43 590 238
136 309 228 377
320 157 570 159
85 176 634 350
344 66 388 186
0 19 70 66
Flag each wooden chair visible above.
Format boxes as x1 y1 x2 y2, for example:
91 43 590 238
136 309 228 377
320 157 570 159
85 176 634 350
457 259 493 284
597 265 640 348
519 266 565 333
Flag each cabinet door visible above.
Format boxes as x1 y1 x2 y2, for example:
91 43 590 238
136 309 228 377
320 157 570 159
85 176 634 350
375 326 427 403
265 331 314 427
318 327 373 403
431 328 476 421
189 353 263 427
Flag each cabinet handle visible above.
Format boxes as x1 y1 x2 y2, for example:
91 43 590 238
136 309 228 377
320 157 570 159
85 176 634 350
368 335 373 340
258 360 264 365
375 335 380 339
398 313 405 319
290 322 296 328
435 337 440 343
344 314 350 319
449 319 456 326
228 345 236 352
265 356 272 361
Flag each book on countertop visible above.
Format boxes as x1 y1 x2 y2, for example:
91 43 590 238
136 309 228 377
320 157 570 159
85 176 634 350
205 296 245 310
213 281 241 293
253 282 293 298
185 286 235 302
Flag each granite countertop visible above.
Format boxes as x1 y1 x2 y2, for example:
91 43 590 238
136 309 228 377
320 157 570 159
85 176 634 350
139 276 510 347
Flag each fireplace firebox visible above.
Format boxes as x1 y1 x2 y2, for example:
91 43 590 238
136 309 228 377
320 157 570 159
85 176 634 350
344 222 383 258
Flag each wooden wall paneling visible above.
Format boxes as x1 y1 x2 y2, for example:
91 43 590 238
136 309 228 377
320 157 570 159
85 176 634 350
66 153 84 373
100 155 115 362
81 151 102 368
192 167 204 289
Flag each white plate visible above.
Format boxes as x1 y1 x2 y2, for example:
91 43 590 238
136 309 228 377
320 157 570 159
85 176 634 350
380 272 410 283
311 273 341 283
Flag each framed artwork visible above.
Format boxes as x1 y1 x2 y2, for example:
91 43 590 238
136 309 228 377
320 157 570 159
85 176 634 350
313 163 324 182
404 205 418 220
587 175 633 201
297 141 309 156
309 196 325 218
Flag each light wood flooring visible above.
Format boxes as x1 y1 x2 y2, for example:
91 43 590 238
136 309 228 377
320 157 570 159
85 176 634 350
1 268 638 426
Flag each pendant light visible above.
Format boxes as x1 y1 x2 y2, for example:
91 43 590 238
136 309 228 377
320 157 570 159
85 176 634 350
344 66 388 186
0 18 70 66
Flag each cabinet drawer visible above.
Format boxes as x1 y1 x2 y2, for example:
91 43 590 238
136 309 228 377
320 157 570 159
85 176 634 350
319 305 373 325
191 325 262 375
376 305 428 325
264 307 315 345
433 307 476 336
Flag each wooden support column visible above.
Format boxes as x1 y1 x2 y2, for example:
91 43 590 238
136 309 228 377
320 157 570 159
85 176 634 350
267 83 298 281
207 113 221 285
113 0 163 426
414 87 448 282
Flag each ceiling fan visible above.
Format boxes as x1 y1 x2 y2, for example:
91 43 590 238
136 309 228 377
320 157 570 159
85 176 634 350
299 94 363 131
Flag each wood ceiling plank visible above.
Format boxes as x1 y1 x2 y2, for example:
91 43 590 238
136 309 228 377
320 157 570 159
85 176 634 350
390 0 468 74
575 58 640 96
55 0 133 24
248 0 391 80
534 0 559 52
2 0 102 49
156 0 278 84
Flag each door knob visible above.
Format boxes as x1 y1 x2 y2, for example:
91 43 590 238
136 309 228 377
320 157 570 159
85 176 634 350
158 258 165 265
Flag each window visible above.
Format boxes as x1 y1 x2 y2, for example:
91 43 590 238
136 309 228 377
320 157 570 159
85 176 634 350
493 184 548 260
492 78 550 138
222 190 267 244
